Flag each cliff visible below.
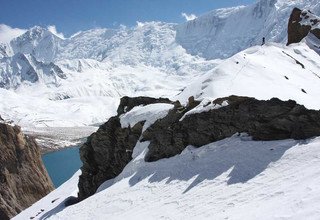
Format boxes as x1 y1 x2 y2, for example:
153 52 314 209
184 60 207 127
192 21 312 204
0 122 54 219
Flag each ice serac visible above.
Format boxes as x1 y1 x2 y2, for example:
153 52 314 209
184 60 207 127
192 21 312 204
287 8 320 45
0 122 54 220
78 95 320 199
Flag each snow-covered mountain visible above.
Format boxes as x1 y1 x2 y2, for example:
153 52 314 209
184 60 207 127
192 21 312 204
0 53 65 89
4 0 320 219
177 0 320 59
0 0 319 129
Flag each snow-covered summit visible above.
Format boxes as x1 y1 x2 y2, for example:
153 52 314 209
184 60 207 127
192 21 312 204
0 53 65 89
0 0 319 128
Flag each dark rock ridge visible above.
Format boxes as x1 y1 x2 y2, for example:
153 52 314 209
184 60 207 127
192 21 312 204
287 8 320 45
78 96 176 200
117 96 172 116
0 122 54 220
78 95 320 200
143 96 320 161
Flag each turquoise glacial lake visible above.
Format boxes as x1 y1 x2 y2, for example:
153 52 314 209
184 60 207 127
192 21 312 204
42 147 82 187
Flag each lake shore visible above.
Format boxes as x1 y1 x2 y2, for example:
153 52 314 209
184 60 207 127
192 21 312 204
23 126 98 154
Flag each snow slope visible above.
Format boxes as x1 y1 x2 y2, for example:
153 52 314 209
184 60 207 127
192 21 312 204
14 100 320 219
14 135 320 220
176 42 320 110
176 0 320 59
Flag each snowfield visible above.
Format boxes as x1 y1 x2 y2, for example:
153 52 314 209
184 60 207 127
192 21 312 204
2 0 320 218
14 135 320 220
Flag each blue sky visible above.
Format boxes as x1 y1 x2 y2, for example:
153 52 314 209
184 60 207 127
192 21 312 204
0 0 255 36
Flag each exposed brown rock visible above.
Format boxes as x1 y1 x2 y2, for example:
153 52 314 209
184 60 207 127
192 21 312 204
287 8 320 45
0 123 54 219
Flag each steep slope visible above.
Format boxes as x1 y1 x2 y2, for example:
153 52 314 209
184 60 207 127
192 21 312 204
0 122 54 219
176 0 320 59
176 42 320 110
10 26 62 63
0 53 65 89
13 97 320 219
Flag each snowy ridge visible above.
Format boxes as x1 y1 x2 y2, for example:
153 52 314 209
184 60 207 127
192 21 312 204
0 53 65 89
176 42 320 110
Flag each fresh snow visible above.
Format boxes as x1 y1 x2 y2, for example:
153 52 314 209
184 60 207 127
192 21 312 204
14 134 320 220
180 98 228 121
120 103 174 132
176 42 320 110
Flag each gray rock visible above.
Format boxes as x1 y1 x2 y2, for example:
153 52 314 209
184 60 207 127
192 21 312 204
78 117 144 200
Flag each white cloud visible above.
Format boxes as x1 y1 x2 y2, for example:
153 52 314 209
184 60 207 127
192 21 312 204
47 25 65 39
181 12 197 21
0 24 27 44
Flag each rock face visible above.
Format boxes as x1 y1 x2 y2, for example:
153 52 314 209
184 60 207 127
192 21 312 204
0 122 54 220
143 96 320 161
287 8 320 45
78 96 175 200
78 95 320 200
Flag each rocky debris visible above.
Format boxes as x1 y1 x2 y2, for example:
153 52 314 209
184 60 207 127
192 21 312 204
117 96 172 116
0 123 54 220
287 8 320 45
143 96 320 162
78 95 320 201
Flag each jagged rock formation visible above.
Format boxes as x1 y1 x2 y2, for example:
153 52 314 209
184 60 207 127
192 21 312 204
78 96 176 200
78 95 320 200
0 122 54 220
143 96 320 161
287 8 320 45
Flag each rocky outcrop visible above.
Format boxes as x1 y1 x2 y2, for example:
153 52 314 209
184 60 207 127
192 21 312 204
287 8 320 45
78 95 320 200
143 96 320 161
78 117 144 201
0 122 54 220
78 96 175 200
